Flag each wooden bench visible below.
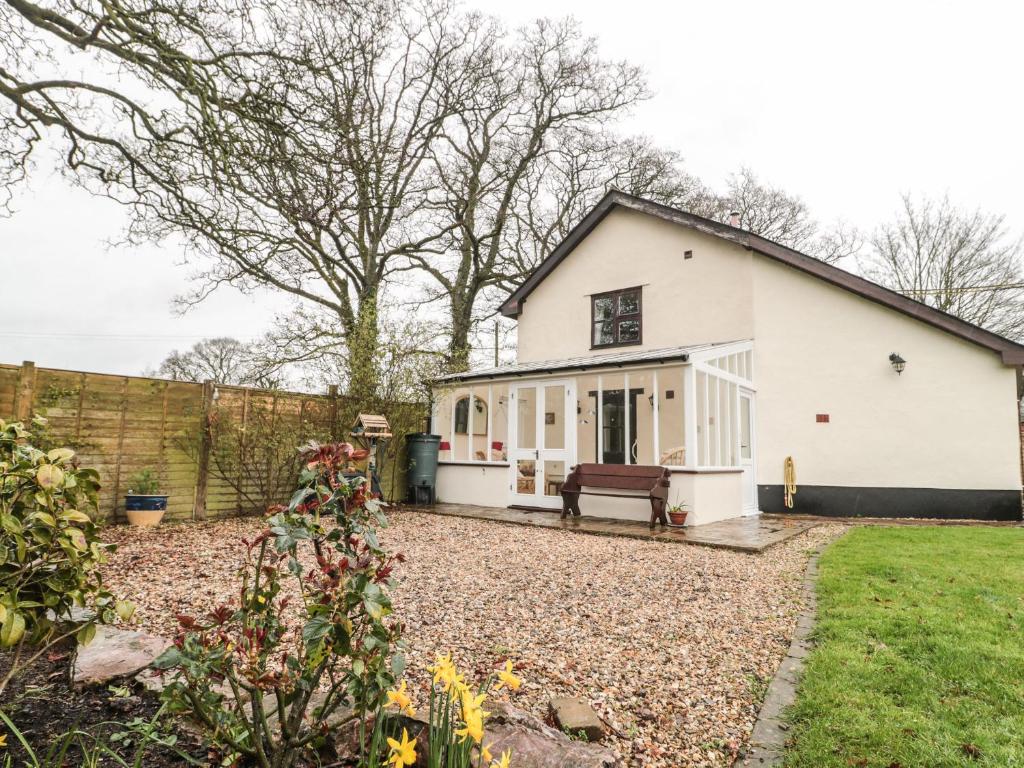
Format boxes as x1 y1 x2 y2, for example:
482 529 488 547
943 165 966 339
560 464 671 529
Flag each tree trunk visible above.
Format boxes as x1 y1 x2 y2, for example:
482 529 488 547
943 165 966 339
447 294 474 373
345 289 381 408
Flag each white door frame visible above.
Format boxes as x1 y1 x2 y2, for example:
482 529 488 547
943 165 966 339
739 388 758 514
508 379 576 509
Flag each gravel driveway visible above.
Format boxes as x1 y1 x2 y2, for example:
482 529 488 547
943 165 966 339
101 509 844 767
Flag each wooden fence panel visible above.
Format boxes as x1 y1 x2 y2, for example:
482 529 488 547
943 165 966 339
1 361 417 522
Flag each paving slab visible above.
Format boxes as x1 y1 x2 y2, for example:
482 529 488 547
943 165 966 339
404 504 818 552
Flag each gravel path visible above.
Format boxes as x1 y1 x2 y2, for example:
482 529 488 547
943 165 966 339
100 510 845 767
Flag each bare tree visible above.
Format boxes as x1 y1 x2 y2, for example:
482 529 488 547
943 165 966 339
0 0 291 210
861 194 1024 339
692 168 862 264
152 337 282 387
412 18 648 370
446 146 862 366
1 0 485 403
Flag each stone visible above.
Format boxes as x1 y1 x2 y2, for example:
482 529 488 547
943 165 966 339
73 625 170 688
548 696 605 743
487 701 620 768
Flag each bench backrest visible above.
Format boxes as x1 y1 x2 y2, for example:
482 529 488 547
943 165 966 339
568 463 669 492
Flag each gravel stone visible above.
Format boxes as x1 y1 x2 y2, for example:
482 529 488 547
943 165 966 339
100 510 845 767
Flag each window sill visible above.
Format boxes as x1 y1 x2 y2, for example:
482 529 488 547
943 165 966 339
590 340 643 351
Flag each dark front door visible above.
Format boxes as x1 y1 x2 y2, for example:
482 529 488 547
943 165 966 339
590 388 642 464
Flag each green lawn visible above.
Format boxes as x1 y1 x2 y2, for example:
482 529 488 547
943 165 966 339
785 526 1024 767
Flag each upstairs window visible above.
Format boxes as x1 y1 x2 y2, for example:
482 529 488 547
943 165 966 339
591 287 642 348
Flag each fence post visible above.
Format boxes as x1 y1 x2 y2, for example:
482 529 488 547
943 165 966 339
13 361 37 421
236 388 250 515
109 377 130 520
193 380 215 521
328 385 339 439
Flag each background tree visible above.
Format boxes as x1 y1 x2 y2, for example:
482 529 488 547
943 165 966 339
1 0 485 404
861 194 1024 339
152 337 282 388
413 18 648 371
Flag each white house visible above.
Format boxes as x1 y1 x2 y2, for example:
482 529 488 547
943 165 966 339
430 191 1024 525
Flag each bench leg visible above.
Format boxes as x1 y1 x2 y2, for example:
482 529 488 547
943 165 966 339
561 491 581 519
650 497 668 529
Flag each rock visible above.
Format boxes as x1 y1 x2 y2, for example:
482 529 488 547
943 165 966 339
486 701 621 768
548 696 606 743
73 625 170 688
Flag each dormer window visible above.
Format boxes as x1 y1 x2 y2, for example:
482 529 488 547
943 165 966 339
592 287 642 348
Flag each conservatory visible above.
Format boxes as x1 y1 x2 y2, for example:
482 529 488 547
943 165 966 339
430 340 756 526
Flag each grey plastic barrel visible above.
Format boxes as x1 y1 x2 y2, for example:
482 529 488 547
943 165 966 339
405 433 441 504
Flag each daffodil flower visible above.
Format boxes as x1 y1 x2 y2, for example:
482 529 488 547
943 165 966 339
429 653 465 692
386 727 417 768
492 749 512 768
455 704 485 744
0 733 7 749
495 660 522 691
386 680 416 716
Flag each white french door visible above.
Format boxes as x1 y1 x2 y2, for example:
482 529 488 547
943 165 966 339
508 380 576 509
739 389 758 514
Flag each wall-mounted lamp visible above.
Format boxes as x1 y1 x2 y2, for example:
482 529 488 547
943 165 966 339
889 352 906 375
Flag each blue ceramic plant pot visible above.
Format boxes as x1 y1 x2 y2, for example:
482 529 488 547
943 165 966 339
124 494 168 512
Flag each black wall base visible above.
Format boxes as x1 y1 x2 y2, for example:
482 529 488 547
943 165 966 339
758 484 1022 521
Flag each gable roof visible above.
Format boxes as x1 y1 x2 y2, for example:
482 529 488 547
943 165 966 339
500 190 1024 365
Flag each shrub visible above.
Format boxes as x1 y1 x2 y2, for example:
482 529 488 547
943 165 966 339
153 442 405 768
126 468 161 495
0 418 132 697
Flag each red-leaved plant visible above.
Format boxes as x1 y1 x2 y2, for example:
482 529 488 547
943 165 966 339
153 442 404 768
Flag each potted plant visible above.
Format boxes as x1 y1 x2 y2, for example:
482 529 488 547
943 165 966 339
124 468 168 527
667 502 689 526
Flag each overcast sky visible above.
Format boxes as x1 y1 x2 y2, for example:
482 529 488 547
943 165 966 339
1 0 1021 378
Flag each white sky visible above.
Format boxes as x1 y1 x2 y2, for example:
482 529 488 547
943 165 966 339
1 0 1021 377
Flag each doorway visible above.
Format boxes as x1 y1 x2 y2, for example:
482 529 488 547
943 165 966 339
508 380 576 509
588 388 643 464
739 389 757 513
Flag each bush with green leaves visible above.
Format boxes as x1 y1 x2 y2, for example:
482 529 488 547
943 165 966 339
0 418 132 696
126 468 161 495
153 441 405 768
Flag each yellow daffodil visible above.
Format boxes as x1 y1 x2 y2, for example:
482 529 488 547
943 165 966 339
455 705 485 744
495 660 521 691
386 728 417 768
0 732 7 748
492 749 512 768
460 688 487 714
429 653 465 693
482 742 493 763
386 680 416 717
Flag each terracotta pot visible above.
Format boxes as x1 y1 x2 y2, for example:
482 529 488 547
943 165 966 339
125 508 166 527
667 510 688 526
124 494 169 527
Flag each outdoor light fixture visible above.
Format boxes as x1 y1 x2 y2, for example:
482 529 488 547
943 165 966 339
889 352 907 375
